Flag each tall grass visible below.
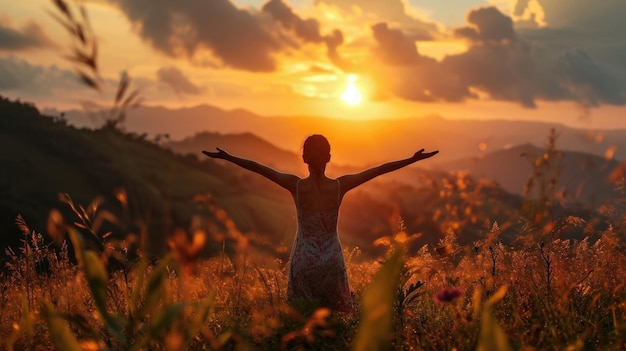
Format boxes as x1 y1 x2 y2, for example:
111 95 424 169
2 176 626 350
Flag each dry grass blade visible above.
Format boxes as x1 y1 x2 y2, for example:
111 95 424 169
122 89 141 108
115 71 130 105
47 10 77 37
75 70 100 91
15 214 30 235
64 46 97 71
79 5 91 28
50 0 100 91
75 23 86 44
52 0 73 20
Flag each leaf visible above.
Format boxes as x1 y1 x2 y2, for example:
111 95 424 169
83 251 125 337
43 302 82 351
184 293 216 344
353 246 404 351
83 251 109 317
67 228 84 267
62 313 99 339
477 285 512 351
130 303 188 351
21 293 33 345
485 285 508 309
148 302 187 337
136 256 171 320
478 308 513 351
130 258 148 317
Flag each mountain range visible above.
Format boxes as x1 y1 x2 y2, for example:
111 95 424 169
50 104 626 167
165 131 624 210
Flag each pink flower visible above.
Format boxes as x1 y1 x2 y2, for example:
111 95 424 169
434 288 463 303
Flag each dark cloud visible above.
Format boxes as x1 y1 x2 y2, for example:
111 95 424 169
0 21 53 51
156 67 203 95
369 22 471 102
263 0 324 43
371 23 422 66
554 50 625 107
515 0 626 71
110 0 280 72
527 0 626 33
455 7 516 44
262 0 344 67
442 41 537 107
110 0 344 72
369 6 625 108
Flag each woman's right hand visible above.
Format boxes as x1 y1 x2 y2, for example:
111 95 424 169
202 147 230 160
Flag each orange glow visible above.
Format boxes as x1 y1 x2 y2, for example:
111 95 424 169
341 74 363 106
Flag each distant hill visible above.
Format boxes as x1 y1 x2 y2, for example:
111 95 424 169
433 143 622 208
53 104 626 167
167 130 624 211
164 131 303 174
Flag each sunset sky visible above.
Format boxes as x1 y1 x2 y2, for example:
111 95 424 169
1 0 625 128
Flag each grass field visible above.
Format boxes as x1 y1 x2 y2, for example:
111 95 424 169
2 190 625 351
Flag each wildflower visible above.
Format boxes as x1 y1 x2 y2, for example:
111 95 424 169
46 209 66 244
167 228 206 275
434 287 462 303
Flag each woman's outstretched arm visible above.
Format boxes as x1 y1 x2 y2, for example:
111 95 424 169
338 149 438 193
202 148 298 192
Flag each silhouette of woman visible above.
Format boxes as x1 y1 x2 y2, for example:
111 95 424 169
203 134 438 311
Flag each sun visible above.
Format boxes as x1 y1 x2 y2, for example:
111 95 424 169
341 74 363 105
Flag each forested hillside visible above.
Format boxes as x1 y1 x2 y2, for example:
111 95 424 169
0 96 293 255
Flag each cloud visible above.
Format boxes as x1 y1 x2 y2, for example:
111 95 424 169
262 0 344 68
554 50 625 107
0 56 123 106
367 6 625 108
514 0 626 70
110 0 280 72
523 0 626 32
454 7 517 44
0 21 53 51
371 22 422 66
0 56 80 93
315 0 438 40
109 0 344 72
156 67 203 95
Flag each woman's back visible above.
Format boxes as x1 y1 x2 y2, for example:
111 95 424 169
295 177 341 212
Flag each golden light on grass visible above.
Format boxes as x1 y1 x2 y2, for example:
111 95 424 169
341 74 362 106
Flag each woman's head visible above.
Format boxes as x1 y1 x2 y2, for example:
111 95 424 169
302 134 330 175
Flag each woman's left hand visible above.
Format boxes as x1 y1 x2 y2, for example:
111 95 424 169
413 149 439 161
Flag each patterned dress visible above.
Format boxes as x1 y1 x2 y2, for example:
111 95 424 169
287 179 353 312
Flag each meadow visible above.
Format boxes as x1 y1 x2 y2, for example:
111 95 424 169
2 172 626 351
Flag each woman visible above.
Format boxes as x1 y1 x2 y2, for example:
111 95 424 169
203 134 438 311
